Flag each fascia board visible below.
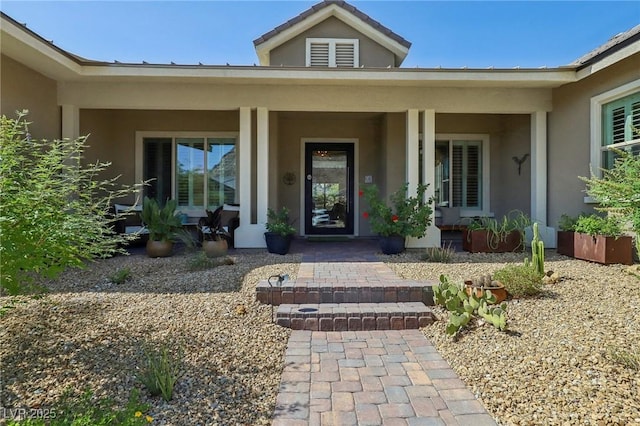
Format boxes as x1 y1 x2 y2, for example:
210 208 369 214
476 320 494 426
255 4 409 66
576 40 640 80
1 16 82 79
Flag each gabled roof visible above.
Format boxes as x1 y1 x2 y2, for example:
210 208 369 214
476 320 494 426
253 0 411 66
572 23 640 70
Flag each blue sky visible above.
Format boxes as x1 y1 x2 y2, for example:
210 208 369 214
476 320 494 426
2 1 639 68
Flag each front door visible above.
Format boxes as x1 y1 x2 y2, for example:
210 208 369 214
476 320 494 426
305 143 354 235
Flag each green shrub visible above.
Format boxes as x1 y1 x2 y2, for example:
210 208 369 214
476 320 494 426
493 264 543 297
558 214 579 232
574 214 623 238
265 207 296 236
109 267 132 284
421 243 455 263
0 112 138 295
136 344 184 401
187 252 236 271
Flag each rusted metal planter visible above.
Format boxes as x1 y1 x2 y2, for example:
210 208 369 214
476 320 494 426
573 232 633 265
556 231 575 257
462 230 523 253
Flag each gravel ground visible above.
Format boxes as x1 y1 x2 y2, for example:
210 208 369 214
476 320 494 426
3 246 640 425
385 250 640 425
0 247 301 425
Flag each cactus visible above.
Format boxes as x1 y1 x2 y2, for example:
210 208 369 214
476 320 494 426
433 274 508 336
530 222 545 275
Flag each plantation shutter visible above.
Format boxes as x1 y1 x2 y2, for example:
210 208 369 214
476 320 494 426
143 138 172 202
465 144 481 208
603 92 640 146
451 145 463 207
309 42 330 67
451 141 481 209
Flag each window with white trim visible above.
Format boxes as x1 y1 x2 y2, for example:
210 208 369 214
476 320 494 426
601 91 640 169
306 38 359 67
143 135 237 213
419 135 490 213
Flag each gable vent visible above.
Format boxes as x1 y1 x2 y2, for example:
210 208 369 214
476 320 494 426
306 38 359 68
310 42 330 67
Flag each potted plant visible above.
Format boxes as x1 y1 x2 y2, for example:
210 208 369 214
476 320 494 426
265 207 296 255
198 206 230 258
462 210 530 253
464 274 507 304
573 214 633 265
557 213 578 257
140 196 185 258
361 183 434 255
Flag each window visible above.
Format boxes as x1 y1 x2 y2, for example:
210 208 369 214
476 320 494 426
591 80 640 176
600 91 640 169
140 134 237 213
434 140 483 210
306 38 359 67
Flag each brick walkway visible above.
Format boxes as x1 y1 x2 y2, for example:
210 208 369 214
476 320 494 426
269 240 497 425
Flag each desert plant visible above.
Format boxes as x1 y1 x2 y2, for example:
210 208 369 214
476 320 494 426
608 346 640 371
526 222 545 275
558 214 579 232
493 264 543 297
421 242 455 263
433 274 507 336
574 214 623 238
188 251 236 271
265 207 296 236
466 210 530 250
0 112 139 295
361 183 434 238
581 147 640 259
136 343 184 402
109 267 131 284
140 197 184 242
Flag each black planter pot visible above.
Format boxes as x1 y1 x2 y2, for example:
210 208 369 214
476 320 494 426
265 232 293 255
379 235 406 255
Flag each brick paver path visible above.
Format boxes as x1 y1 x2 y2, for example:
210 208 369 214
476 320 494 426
270 242 497 425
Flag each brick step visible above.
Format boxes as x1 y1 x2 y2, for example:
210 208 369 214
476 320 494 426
275 302 435 331
256 280 435 305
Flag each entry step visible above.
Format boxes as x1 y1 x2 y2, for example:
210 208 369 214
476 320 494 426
275 302 435 331
256 280 435 305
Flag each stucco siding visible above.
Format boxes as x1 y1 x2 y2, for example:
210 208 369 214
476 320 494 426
548 52 640 228
269 16 396 68
1 54 59 139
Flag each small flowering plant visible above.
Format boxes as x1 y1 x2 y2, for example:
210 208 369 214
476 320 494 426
361 183 434 238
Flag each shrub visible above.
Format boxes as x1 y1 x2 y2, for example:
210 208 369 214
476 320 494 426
608 346 640 371
265 207 296 236
493 264 543 297
574 214 623 237
188 252 236 271
109 267 132 284
0 112 138 295
421 243 455 263
136 343 184 401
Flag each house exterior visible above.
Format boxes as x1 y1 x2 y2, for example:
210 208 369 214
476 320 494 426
2 0 639 249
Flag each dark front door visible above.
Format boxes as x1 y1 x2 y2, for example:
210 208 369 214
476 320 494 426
305 143 355 235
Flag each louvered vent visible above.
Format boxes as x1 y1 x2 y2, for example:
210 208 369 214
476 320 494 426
335 43 355 67
631 101 640 133
309 43 329 67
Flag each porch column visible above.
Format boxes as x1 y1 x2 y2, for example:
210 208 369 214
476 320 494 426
61 104 79 140
256 107 269 225
234 107 268 248
530 111 556 247
405 109 440 249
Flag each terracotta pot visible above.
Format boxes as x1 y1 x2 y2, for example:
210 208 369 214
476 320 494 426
464 280 507 304
202 239 228 258
146 240 174 258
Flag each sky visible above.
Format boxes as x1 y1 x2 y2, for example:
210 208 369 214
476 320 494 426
1 1 639 69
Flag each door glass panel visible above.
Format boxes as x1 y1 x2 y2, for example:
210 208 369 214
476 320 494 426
176 138 205 208
143 138 172 203
207 138 236 208
311 149 348 231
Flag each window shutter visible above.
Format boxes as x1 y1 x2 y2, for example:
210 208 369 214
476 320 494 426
335 43 355 67
611 106 626 145
309 42 329 67
466 145 480 208
451 145 463 207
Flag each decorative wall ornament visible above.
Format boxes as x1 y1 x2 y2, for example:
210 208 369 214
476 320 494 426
282 172 296 185
512 154 529 175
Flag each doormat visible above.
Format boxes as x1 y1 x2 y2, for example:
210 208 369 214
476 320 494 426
306 236 352 242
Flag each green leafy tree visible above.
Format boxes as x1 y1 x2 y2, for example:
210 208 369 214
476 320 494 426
0 111 138 295
581 148 640 258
